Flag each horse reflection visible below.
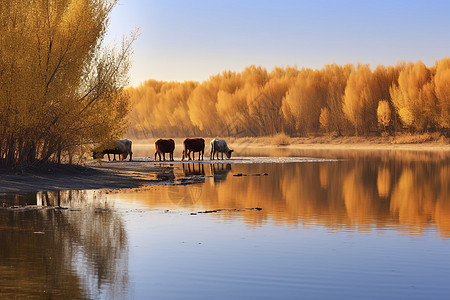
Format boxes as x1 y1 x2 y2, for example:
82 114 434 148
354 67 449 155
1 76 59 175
182 163 205 176
210 163 232 184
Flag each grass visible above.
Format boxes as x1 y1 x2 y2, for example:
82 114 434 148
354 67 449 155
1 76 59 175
264 132 292 146
228 133 449 147
391 132 444 144
128 133 449 149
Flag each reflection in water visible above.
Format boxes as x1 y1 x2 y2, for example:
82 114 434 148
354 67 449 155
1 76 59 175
121 156 450 238
183 163 205 176
210 163 232 185
1 149 449 299
0 191 129 299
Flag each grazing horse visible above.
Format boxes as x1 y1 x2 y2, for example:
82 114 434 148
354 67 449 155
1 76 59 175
93 139 132 161
210 138 233 160
182 138 205 161
154 139 175 161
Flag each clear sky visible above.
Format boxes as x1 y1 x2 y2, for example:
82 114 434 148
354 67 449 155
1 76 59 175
106 0 450 86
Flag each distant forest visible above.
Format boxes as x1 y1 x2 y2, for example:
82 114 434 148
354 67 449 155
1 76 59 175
127 59 450 138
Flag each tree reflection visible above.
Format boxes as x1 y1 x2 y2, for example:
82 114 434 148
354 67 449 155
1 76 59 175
391 166 440 231
377 167 391 198
0 190 129 299
126 157 450 237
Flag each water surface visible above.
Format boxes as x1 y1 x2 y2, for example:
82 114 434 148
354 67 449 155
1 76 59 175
1 149 449 299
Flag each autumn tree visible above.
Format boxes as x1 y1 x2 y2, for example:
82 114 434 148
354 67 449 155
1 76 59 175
247 78 289 136
188 83 222 136
282 69 327 135
223 66 291 136
343 64 384 135
434 58 450 130
319 107 330 133
389 61 438 132
215 71 245 136
125 59 450 139
377 100 391 132
322 64 353 135
127 80 163 138
0 0 134 168
127 80 200 137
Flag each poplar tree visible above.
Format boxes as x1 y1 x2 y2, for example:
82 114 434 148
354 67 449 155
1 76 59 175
0 0 134 168
390 62 437 132
377 100 391 132
434 58 450 130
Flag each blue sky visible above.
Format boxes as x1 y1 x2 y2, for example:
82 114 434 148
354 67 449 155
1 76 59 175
106 0 450 86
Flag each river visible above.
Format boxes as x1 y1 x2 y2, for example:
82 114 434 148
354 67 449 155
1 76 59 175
1 148 449 299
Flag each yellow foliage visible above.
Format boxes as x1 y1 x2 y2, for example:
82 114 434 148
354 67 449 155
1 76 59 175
435 58 450 128
322 64 353 134
343 64 384 135
188 84 221 134
0 0 133 167
282 69 327 135
127 80 197 137
127 59 450 139
377 100 391 129
390 61 438 131
319 107 330 131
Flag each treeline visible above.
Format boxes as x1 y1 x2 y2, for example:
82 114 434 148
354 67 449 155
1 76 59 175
0 0 133 169
127 59 450 138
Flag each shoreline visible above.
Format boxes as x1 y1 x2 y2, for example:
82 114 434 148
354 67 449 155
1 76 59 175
0 162 163 194
0 140 449 194
132 135 450 152
242 142 450 152
227 135 450 151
